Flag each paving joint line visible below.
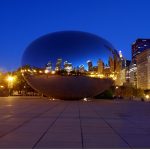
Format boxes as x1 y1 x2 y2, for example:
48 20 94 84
32 102 70 148
0 102 49 122
89 104 132 148
0 102 60 139
78 101 84 148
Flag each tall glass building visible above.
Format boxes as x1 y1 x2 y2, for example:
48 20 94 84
132 39 150 63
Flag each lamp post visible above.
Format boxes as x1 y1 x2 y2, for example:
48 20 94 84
7 75 15 96
145 95 150 101
115 86 119 99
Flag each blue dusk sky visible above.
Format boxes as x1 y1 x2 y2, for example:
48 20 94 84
0 0 150 71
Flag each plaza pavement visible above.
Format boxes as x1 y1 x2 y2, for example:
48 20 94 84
0 96 150 148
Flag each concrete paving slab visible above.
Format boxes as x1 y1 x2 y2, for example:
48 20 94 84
0 97 150 148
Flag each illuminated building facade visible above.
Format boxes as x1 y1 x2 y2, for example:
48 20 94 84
87 60 93 71
132 39 150 64
118 59 131 86
97 59 104 74
129 63 137 87
45 61 52 73
130 39 150 87
137 49 150 90
41 55 123 86
109 57 115 72
79 65 85 73
55 58 62 71
113 50 131 86
64 61 73 73
103 66 111 78
92 66 98 72
125 60 131 83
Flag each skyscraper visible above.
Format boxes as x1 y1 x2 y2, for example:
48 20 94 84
97 59 104 74
129 39 150 87
87 60 93 71
132 39 150 64
64 61 73 73
109 57 114 72
129 63 137 87
55 58 62 71
45 61 52 72
79 65 85 73
125 60 131 83
137 48 150 90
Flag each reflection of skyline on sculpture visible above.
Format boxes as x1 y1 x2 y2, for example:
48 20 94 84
22 31 122 81
21 31 121 100
22 31 118 70
22 54 121 80
44 55 121 75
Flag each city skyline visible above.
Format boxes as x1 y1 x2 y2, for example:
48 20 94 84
0 1 150 148
23 55 120 72
1 0 150 71
21 31 116 71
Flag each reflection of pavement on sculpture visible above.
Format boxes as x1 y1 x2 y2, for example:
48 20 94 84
24 74 113 100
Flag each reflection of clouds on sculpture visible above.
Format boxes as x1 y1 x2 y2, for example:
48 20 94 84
21 31 119 100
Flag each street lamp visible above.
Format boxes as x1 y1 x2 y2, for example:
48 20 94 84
115 86 119 89
6 75 15 96
115 86 120 99
145 95 149 101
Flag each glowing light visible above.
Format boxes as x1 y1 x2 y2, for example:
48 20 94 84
39 70 43 73
112 76 117 80
0 85 4 88
89 73 105 78
116 86 119 89
6 75 16 89
51 71 55 74
89 74 96 78
21 69 24 73
55 67 59 71
33 69 37 73
145 95 149 99
65 66 72 73
44 70 49 74
7 76 15 82
83 98 87 101
90 72 94 75
97 74 104 78
119 50 123 58
109 74 114 78
49 98 55 101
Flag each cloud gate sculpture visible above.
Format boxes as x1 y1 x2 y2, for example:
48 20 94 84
21 31 120 100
